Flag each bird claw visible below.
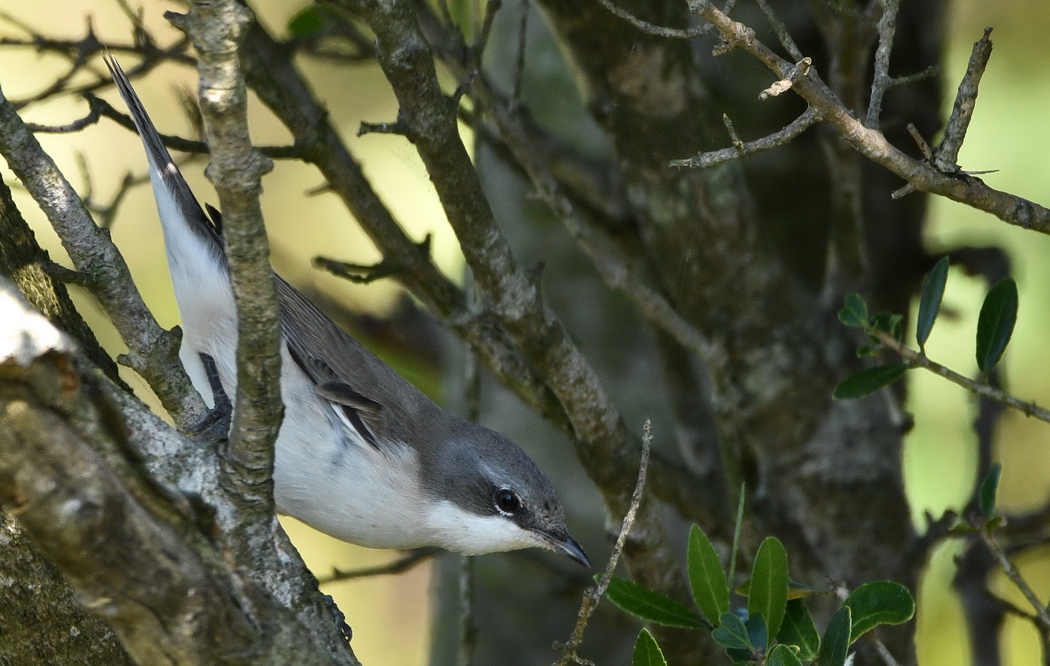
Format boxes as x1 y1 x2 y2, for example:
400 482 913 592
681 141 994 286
187 353 232 442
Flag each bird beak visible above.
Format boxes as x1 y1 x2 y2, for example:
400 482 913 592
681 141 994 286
542 530 591 568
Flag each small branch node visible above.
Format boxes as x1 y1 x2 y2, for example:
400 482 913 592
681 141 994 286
759 57 811 100
722 113 744 151
313 255 403 284
39 261 95 288
357 119 408 137
905 123 933 161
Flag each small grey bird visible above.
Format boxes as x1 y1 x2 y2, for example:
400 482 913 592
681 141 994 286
104 55 588 567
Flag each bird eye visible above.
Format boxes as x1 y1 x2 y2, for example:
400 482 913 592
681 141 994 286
494 488 521 515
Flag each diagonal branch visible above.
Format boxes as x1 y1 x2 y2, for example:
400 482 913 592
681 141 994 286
685 2 1050 234
329 0 681 594
670 106 821 168
870 328 1050 423
0 78 207 430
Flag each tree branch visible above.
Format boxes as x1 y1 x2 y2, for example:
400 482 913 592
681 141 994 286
670 106 821 168
166 0 286 592
685 3 1050 234
238 21 572 431
871 329 1050 423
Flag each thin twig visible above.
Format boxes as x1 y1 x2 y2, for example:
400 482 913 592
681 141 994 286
870 329 1050 424
727 481 745 589
978 527 1050 631
865 0 900 129
319 548 441 584
595 0 708 39
670 106 820 168
934 28 993 173
473 0 502 58
553 419 652 666
753 0 803 60
25 104 102 133
511 0 528 106
888 64 938 90
458 554 477 665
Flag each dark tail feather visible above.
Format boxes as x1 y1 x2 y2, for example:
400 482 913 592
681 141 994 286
103 52 223 251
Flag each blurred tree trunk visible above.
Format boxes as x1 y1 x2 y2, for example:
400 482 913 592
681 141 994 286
453 1 945 663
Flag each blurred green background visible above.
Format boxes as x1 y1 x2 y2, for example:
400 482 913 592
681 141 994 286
1 0 1049 663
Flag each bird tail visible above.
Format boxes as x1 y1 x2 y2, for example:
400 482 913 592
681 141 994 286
103 53 225 260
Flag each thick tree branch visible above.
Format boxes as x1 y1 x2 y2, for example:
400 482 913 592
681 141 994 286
0 279 355 665
166 0 319 619
0 170 122 385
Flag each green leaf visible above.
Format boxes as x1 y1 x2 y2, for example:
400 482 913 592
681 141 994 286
632 629 668 666
712 612 752 651
736 579 820 601
838 293 869 329
976 278 1018 373
979 463 1003 520
784 581 821 601
833 363 909 400
687 524 729 624
842 581 916 643
776 599 820 662
745 613 768 650
766 644 804 666
916 257 949 351
870 311 903 341
747 537 788 640
818 606 852 666
287 6 331 38
856 343 883 357
605 576 706 628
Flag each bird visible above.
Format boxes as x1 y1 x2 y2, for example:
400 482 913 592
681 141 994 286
103 54 589 567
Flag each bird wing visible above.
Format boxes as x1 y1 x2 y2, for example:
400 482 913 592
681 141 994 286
106 53 414 449
276 276 395 449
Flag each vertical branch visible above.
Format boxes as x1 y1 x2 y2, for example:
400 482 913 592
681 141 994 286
164 9 357 659
167 2 281 526
866 0 900 129
933 28 993 172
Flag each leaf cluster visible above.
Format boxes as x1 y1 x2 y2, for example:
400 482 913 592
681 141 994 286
835 257 1019 400
607 526 915 665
